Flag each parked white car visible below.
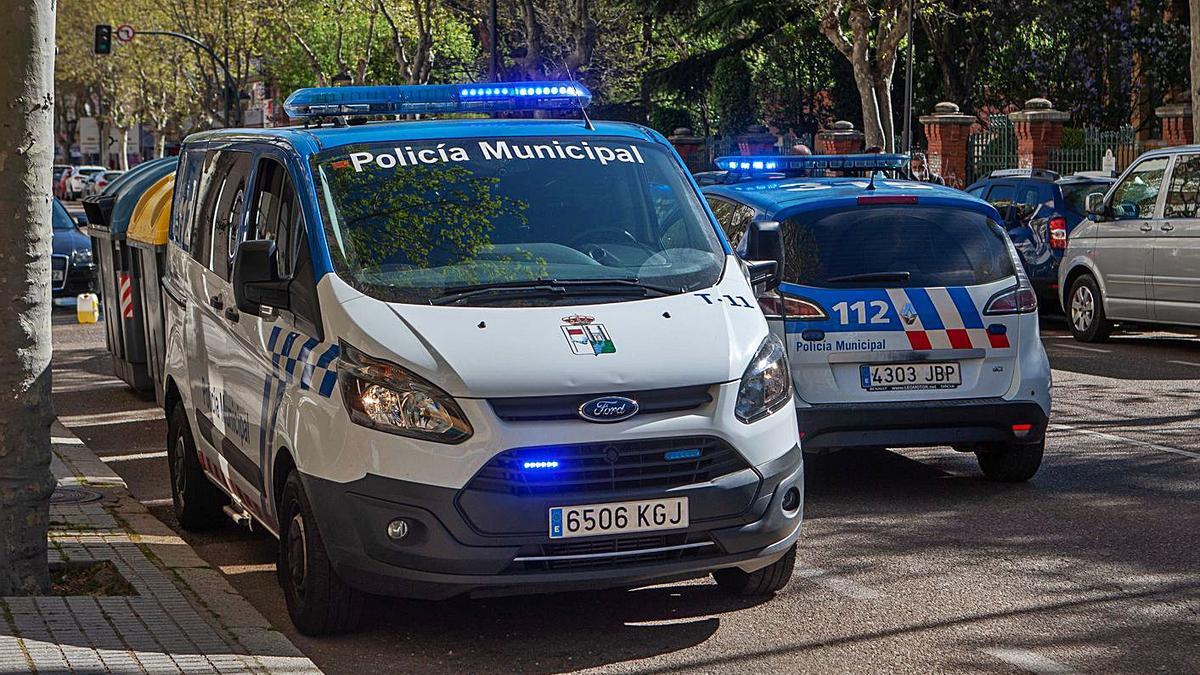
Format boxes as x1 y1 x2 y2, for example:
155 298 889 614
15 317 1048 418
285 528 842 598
83 170 123 198
66 165 107 200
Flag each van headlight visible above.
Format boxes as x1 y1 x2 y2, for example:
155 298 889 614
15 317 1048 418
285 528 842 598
734 334 792 423
337 343 473 444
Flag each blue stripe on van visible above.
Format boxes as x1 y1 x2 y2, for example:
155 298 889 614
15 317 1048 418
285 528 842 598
903 287 944 330
947 286 984 329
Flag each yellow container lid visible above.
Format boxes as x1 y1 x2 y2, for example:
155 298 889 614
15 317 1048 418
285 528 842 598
126 173 174 245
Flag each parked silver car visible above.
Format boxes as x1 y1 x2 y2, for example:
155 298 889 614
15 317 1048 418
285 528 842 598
1060 145 1200 341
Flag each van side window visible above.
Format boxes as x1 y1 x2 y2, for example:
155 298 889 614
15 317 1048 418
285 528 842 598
706 196 756 250
1109 157 1169 220
170 150 206 250
1164 154 1200 219
192 150 251 280
248 158 301 278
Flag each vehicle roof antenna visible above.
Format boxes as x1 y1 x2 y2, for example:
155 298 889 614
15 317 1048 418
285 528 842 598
866 169 878 191
567 70 594 131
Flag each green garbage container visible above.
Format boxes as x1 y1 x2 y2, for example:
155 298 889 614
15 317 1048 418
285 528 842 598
126 172 175 406
84 159 177 394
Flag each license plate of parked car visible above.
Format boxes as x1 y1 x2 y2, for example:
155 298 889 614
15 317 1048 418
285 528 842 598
860 362 961 391
549 497 689 539
51 270 65 282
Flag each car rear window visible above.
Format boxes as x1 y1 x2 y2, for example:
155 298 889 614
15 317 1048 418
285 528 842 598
781 205 1015 288
1060 180 1111 215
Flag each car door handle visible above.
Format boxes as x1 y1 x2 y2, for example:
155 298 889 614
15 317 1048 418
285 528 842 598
1161 223 1175 232
1140 223 1153 231
209 295 224 310
224 307 240 323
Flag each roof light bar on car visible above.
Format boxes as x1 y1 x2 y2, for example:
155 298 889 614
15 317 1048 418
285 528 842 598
714 153 910 174
283 81 592 119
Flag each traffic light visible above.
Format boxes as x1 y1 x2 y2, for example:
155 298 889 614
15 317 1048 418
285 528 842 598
94 25 112 55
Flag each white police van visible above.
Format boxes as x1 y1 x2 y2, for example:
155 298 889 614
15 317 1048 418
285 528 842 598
160 83 804 634
703 155 1052 482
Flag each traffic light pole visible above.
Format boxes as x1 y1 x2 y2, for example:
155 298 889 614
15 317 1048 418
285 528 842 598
136 30 238 127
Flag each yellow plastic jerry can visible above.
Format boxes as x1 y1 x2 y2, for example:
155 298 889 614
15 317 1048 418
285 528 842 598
76 292 100 324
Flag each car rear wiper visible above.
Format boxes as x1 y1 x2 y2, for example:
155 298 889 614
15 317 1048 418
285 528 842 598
824 271 912 284
429 278 676 306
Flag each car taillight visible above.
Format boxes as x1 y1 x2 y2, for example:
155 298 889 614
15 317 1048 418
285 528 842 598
1048 216 1068 250
758 295 828 319
857 195 918 205
984 286 1038 315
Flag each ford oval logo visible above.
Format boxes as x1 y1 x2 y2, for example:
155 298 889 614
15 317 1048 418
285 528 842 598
578 396 640 423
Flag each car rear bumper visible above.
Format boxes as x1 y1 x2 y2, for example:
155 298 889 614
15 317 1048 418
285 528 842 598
795 397 1048 451
300 443 804 600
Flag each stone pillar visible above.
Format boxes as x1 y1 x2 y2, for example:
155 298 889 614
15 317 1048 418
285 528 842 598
667 127 707 173
919 102 975 189
816 120 864 155
1155 101 1194 146
736 124 777 155
1008 98 1070 170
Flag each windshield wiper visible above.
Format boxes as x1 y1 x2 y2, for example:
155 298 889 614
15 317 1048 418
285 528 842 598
825 271 912 284
429 278 677 306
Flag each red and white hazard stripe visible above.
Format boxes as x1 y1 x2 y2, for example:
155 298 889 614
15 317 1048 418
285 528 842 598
118 273 134 320
927 288 989 350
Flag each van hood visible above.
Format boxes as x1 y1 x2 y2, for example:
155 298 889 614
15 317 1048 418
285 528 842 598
327 259 766 398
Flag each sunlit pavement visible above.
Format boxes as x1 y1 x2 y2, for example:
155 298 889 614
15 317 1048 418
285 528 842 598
51 310 1200 673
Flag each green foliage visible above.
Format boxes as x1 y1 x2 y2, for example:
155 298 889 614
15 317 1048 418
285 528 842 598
648 105 695 135
710 56 756 136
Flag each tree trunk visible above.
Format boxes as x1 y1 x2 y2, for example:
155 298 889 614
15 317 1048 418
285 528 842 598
0 0 56 596
873 74 895 152
119 128 130 170
1192 0 1200 139
852 67 885 149
156 132 166 158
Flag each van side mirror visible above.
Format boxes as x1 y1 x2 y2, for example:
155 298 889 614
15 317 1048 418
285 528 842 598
232 240 290 314
744 220 783 292
1085 192 1107 218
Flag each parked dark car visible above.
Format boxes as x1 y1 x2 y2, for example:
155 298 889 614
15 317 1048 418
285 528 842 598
966 168 1116 312
51 198 97 298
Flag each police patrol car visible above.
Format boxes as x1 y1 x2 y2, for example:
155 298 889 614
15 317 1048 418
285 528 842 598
159 83 803 635
703 154 1051 482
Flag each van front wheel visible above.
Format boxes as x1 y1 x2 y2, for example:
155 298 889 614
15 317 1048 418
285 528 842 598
1068 275 1112 342
277 471 364 636
713 542 797 596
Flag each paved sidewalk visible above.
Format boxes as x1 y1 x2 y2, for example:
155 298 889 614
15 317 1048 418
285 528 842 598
0 421 320 674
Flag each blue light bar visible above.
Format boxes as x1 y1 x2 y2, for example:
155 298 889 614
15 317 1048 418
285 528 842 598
523 460 560 470
283 81 592 119
664 449 701 461
715 153 910 174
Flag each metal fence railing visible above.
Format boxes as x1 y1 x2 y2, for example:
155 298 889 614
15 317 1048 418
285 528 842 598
1049 126 1140 176
967 115 1018 185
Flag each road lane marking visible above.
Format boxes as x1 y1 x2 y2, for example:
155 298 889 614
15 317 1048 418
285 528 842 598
1050 423 1200 460
51 436 84 446
1167 359 1200 368
100 451 168 463
141 498 174 507
58 408 165 427
982 648 1078 674
793 566 883 600
1054 343 1110 353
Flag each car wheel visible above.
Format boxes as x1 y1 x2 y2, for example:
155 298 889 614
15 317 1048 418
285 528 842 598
1067 275 1112 343
277 470 364 636
166 403 228 530
713 542 797 596
975 440 1044 482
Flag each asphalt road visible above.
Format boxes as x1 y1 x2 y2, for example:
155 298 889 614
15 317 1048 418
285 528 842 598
49 310 1200 674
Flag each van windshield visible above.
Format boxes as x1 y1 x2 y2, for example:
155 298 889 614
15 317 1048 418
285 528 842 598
782 205 1015 288
313 137 725 306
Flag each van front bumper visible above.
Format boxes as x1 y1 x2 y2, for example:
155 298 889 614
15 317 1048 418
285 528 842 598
796 398 1048 451
300 443 803 600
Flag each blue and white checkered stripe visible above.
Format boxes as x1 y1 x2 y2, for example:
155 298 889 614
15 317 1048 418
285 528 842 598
266 326 340 397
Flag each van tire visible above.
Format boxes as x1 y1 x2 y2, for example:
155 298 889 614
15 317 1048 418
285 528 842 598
278 471 364 636
975 440 1044 482
713 542 797 596
166 404 228 530
1067 275 1112 342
